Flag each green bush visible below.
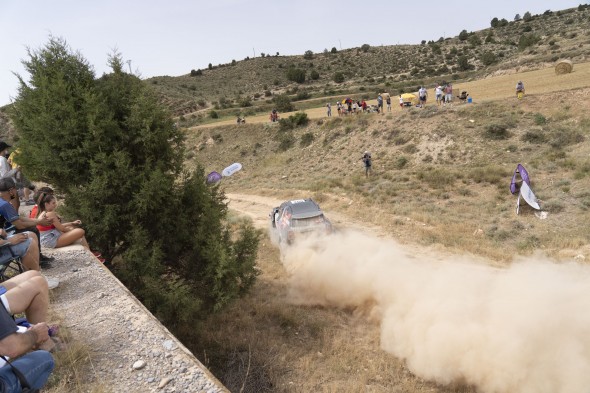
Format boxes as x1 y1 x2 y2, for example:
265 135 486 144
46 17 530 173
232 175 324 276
209 110 219 119
310 70 320 80
272 94 294 112
286 67 306 83
277 132 295 151
533 113 547 125
333 72 345 83
239 97 252 107
295 91 311 101
395 156 408 169
518 33 540 50
481 52 497 66
457 55 471 71
303 50 314 60
11 37 260 326
300 132 315 147
468 34 482 46
279 112 309 130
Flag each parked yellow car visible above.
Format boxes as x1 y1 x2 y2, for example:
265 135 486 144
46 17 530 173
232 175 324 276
400 93 419 107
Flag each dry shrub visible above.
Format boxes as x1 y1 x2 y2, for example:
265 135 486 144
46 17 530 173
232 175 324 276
484 123 511 140
469 165 510 186
416 168 456 189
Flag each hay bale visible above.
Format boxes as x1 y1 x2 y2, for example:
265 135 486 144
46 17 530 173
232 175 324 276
555 59 573 75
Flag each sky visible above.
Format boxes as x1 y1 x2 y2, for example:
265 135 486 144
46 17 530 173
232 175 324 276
0 0 583 106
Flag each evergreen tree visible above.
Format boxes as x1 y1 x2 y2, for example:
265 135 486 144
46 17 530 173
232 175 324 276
10 37 260 328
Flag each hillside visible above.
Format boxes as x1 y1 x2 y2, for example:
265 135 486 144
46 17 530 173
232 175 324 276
185 74 590 391
186 81 590 262
147 5 590 126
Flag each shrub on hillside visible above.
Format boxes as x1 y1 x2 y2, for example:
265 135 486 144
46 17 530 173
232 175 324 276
533 113 547 125
333 72 345 83
550 126 585 149
417 168 456 189
272 94 294 112
277 132 295 151
484 123 511 139
310 70 320 80
279 112 309 131
457 55 471 71
295 91 311 101
521 131 547 144
303 50 314 60
468 34 482 46
481 51 497 66
239 96 252 107
286 67 306 83
458 30 469 41
300 132 314 147
518 33 540 50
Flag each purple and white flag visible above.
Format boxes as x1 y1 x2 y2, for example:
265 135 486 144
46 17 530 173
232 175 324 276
510 164 531 195
206 171 222 184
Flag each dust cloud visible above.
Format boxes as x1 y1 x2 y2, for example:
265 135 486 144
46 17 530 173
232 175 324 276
280 230 590 393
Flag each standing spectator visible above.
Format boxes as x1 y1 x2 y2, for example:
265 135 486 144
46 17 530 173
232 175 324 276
399 95 404 110
377 94 384 114
347 100 352 115
361 99 367 112
8 149 34 206
326 102 332 117
418 86 428 108
352 101 358 114
336 102 342 116
445 83 453 105
435 85 443 106
0 142 15 180
361 151 372 178
386 95 392 112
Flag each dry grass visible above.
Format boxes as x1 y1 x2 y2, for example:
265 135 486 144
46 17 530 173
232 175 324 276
44 308 108 392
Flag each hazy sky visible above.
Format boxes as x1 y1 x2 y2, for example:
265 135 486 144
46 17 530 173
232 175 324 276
0 0 582 106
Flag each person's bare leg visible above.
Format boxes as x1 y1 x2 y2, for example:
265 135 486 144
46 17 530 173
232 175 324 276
56 228 89 249
22 235 40 271
73 236 90 249
4 271 49 323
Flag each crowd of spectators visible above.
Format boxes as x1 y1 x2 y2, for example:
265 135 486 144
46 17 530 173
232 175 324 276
0 140 96 391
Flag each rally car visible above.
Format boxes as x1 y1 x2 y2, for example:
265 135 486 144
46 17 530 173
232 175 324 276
270 199 333 244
